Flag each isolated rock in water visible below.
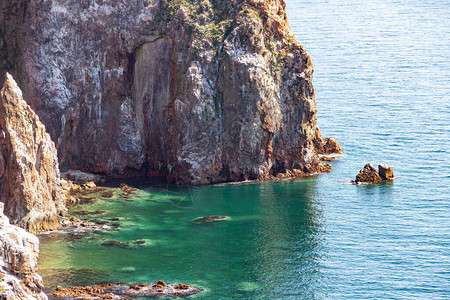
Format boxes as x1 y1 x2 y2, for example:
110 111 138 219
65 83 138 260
0 203 48 299
355 163 382 183
0 73 66 233
0 0 340 184
102 240 130 247
378 164 394 180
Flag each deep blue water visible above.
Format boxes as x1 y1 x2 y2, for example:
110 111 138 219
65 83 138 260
39 0 450 299
287 0 450 298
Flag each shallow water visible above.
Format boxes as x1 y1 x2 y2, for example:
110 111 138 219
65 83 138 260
39 0 450 298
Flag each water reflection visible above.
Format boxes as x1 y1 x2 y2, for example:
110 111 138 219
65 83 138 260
250 180 326 299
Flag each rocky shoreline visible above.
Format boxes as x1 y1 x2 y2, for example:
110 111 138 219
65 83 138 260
1 0 344 298
0 70 341 300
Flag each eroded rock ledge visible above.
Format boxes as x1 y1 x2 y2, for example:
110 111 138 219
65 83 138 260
0 0 341 184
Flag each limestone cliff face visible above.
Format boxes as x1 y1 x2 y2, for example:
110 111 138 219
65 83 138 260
0 74 66 233
0 0 339 184
0 203 48 300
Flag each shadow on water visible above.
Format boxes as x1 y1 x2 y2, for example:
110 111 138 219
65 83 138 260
39 178 327 298
355 180 395 200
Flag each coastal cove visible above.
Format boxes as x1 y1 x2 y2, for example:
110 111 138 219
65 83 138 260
36 0 450 299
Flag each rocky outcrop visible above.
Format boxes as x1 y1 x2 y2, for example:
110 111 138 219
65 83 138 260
0 0 340 184
0 203 48 300
0 73 66 233
315 129 343 154
353 163 394 184
354 163 382 183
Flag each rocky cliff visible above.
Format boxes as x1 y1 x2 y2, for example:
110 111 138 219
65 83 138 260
0 73 66 234
0 0 340 184
0 203 48 300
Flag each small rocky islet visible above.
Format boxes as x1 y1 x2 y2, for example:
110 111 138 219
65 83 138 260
352 163 394 184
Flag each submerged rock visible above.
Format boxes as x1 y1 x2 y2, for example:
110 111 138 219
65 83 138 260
0 0 341 184
192 216 230 224
101 191 115 198
73 210 106 216
0 73 66 233
102 241 130 248
51 281 202 299
44 217 114 235
0 203 48 299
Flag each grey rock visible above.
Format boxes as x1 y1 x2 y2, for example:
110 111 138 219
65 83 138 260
0 0 341 184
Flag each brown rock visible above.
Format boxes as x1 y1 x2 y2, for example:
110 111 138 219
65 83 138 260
321 137 343 154
83 181 97 190
354 163 382 183
174 283 190 290
378 164 394 180
314 128 343 155
120 184 137 193
0 73 66 233
155 280 167 288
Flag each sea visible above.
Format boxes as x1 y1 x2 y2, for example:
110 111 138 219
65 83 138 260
38 0 450 299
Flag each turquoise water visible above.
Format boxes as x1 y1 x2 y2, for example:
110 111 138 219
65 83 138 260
39 0 450 299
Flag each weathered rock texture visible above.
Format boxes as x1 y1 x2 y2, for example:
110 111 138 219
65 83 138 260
0 0 340 184
0 203 48 300
0 74 66 233
355 163 382 184
378 164 394 180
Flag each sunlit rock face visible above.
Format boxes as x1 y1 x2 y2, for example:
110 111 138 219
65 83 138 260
0 74 66 233
0 203 48 300
0 0 340 184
